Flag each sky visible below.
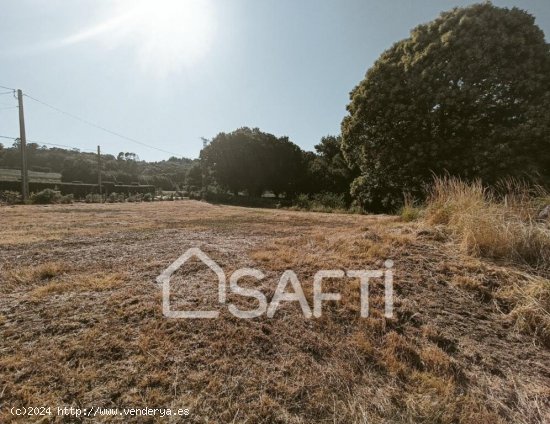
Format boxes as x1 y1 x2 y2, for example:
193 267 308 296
0 0 549 161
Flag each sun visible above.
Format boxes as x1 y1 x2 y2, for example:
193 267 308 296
62 0 216 76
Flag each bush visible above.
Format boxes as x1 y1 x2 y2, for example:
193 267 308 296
143 193 153 202
295 194 311 210
311 192 346 211
425 176 550 266
189 191 201 200
0 191 22 205
126 194 144 202
60 194 74 204
293 192 347 212
31 189 61 204
85 193 102 203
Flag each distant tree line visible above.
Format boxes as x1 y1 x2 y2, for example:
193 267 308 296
0 131 357 204
0 141 196 190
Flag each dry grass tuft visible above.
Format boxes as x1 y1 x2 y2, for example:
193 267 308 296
452 275 493 301
400 193 422 222
6 261 70 289
381 331 423 376
507 275 550 347
419 345 453 374
30 273 128 299
425 176 550 266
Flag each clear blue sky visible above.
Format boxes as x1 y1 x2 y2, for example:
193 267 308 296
0 0 548 161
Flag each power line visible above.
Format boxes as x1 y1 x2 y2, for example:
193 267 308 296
35 142 96 152
0 91 15 96
23 93 182 157
0 84 15 91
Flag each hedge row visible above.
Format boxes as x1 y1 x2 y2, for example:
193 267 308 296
0 180 155 197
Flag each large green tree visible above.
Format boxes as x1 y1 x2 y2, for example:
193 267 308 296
307 135 358 201
186 163 203 191
342 3 550 211
200 127 305 197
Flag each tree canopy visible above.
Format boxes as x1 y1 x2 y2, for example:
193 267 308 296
305 135 358 201
342 3 550 211
200 127 306 197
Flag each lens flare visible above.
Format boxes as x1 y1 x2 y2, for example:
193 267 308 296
60 0 216 76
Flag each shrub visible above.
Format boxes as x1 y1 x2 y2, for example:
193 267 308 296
59 194 74 204
295 194 311 210
85 193 102 203
127 193 143 202
292 193 349 212
188 191 201 200
31 189 61 204
143 193 153 202
0 191 22 205
311 192 346 211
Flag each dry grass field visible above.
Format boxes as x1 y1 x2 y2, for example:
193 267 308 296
1 201 549 423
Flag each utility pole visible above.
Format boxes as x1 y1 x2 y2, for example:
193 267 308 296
97 145 102 201
17 89 29 202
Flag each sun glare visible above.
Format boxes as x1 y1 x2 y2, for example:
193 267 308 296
62 0 216 76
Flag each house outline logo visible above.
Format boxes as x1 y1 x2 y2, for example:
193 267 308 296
156 247 226 318
156 248 395 320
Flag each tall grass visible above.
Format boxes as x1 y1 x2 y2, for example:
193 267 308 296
425 176 550 267
425 176 550 345
399 192 422 222
508 275 550 347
